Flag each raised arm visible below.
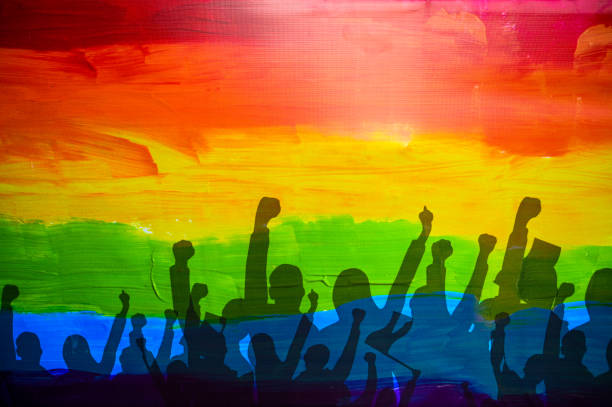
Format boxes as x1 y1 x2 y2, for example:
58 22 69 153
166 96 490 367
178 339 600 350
156 309 178 372
170 240 194 330
98 290 129 375
494 197 541 311
543 283 574 358
452 234 497 325
352 352 377 407
385 207 432 313
282 290 316 378
0 285 19 371
490 312 510 398
244 197 280 311
332 308 365 382
137 337 168 404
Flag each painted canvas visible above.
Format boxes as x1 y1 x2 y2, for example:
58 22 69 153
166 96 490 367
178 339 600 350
1 1 611 406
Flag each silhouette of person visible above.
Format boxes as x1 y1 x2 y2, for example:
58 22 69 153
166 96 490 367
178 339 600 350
500 239 568 376
117 310 176 375
490 312 545 407
170 240 194 324
539 282 593 407
251 290 317 407
1 285 52 406
1 285 47 375
118 314 155 375
61 290 130 375
574 268 612 376
312 206 432 391
238 197 317 371
293 308 365 407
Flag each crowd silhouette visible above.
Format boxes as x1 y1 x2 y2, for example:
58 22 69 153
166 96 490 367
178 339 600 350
1 197 611 406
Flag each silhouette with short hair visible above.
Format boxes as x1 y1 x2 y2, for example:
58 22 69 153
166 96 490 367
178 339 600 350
293 307 365 407
1 284 52 406
1 284 47 374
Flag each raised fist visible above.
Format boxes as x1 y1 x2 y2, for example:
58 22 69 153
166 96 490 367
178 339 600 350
557 282 575 303
131 313 147 329
255 197 281 228
307 289 319 305
173 240 195 263
2 284 19 306
364 352 376 363
119 290 130 308
419 206 433 228
191 283 208 303
352 308 366 324
432 239 453 261
164 309 178 323
516 197 541 225
478 234 497 255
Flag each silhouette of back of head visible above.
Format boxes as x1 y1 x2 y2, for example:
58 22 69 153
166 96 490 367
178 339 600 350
304 344 329 371
251 333 281 369
333 268 372 310
15 332 42 365
63 334 96 371
523 354 547 387
518 239 560 308
562 330 587 362
585 268 612 320
222 298 245 321
269 264 304 314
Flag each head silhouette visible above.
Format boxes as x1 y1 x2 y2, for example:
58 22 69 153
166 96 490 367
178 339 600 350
332 268 372 311
518 239 560 308
561 330 587 363
222 298 245 321
15 332 42 366
63 334 96 371
269 264 304 313
251 333 280 369
585 268 612 320
304 344 330 371
523 354 546 387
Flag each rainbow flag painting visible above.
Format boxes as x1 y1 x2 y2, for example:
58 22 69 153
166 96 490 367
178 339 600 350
1 1 611 406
